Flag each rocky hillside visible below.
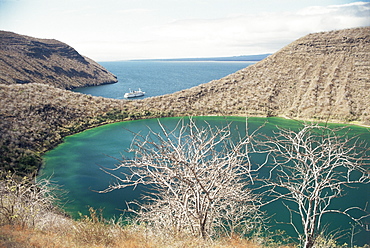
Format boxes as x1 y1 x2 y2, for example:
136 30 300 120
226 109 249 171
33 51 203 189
1 27 369 176
0 31 117 89
139 27 370 124
0 81 172 175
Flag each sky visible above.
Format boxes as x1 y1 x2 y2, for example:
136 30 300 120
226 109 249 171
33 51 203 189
1 0 369 61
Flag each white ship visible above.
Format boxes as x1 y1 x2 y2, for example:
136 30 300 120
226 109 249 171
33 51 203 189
124 88 145 98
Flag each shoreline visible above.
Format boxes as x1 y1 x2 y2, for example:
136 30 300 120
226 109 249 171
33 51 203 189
229 113 370 128
45 114 370 152
35 113 369 179
277 115 370 128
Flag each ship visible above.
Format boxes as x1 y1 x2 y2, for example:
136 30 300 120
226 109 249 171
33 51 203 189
124 88 145 98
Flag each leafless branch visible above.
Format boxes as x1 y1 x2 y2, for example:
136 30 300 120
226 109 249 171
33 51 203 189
100 117 266 239
260 123 370 248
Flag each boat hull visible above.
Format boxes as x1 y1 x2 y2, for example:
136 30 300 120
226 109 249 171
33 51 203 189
124 89 145 98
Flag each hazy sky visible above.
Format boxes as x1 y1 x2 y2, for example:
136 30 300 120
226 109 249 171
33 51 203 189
1 0 369 61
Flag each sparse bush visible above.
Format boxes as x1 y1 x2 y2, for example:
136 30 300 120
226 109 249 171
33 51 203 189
0 170 60 228
72 207 122 246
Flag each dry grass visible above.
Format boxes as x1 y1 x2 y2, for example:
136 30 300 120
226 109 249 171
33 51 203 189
0 224 155 248
0 174 280 248
0 182 364 248
2 172 368 248
0 174 269 248
1 223 290 248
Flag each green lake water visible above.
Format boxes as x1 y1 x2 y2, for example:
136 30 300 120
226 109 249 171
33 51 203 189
41 116 370 245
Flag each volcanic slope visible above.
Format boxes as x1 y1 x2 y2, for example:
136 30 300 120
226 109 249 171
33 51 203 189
1 27 369 175
0 31 117 89
139 27 370 124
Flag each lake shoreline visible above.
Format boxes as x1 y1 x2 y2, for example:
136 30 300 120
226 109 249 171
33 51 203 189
47 113 370 151
204 113 370 128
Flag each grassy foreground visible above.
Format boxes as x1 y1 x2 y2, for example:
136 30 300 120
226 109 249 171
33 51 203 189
2 173 369 248
1 210 367 248
0 223 268 248
0 172 278 248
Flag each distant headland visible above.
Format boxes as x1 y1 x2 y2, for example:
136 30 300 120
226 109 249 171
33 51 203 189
130 54 272 62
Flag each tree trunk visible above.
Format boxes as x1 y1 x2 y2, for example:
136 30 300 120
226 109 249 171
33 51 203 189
304 235 315 248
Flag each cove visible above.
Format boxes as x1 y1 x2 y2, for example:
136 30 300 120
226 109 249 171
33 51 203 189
40 116 370 245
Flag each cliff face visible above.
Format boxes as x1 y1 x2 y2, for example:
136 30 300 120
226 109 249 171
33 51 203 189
0 31 117 89
140 27 370 124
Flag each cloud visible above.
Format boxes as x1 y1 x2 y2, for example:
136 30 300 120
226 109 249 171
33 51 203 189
298 2 370 16
2 0 369 60
115 8 153 15
130 2 370 58
73 1 370 60
295 2 370 29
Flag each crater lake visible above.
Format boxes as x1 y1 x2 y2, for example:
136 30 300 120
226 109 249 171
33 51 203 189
41 116 370 246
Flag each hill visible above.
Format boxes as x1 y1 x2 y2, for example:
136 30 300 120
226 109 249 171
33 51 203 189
131 54 272 62
0 31 118 89
1 27 369 176
138 27 370 124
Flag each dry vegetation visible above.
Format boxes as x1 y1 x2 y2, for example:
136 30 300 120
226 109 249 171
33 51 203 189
0 153 367 248
0 27 370 247
1 27 369 175
0 224 283 248
0 83 172 175
0 172 290 248
136 27 370 124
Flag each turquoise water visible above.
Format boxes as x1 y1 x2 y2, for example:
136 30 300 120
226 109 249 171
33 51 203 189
41 116 370 245
72 61 255 99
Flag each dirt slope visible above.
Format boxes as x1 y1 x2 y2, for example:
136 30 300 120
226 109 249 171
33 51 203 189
0 31 117 89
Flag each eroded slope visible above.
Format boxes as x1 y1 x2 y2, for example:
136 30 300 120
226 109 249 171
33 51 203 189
0 31 117 89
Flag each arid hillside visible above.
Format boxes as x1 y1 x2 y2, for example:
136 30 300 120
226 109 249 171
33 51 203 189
138 27 370 124
1 27 369 175
0 82 169 175
0 31 118 89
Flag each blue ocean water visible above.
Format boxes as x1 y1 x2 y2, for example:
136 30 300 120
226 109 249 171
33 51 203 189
72 61 255 98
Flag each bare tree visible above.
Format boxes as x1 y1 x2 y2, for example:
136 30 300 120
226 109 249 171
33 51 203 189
260 123 370 248
99 118 265 239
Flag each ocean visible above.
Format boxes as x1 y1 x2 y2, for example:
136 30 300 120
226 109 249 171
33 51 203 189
72 61 255 98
